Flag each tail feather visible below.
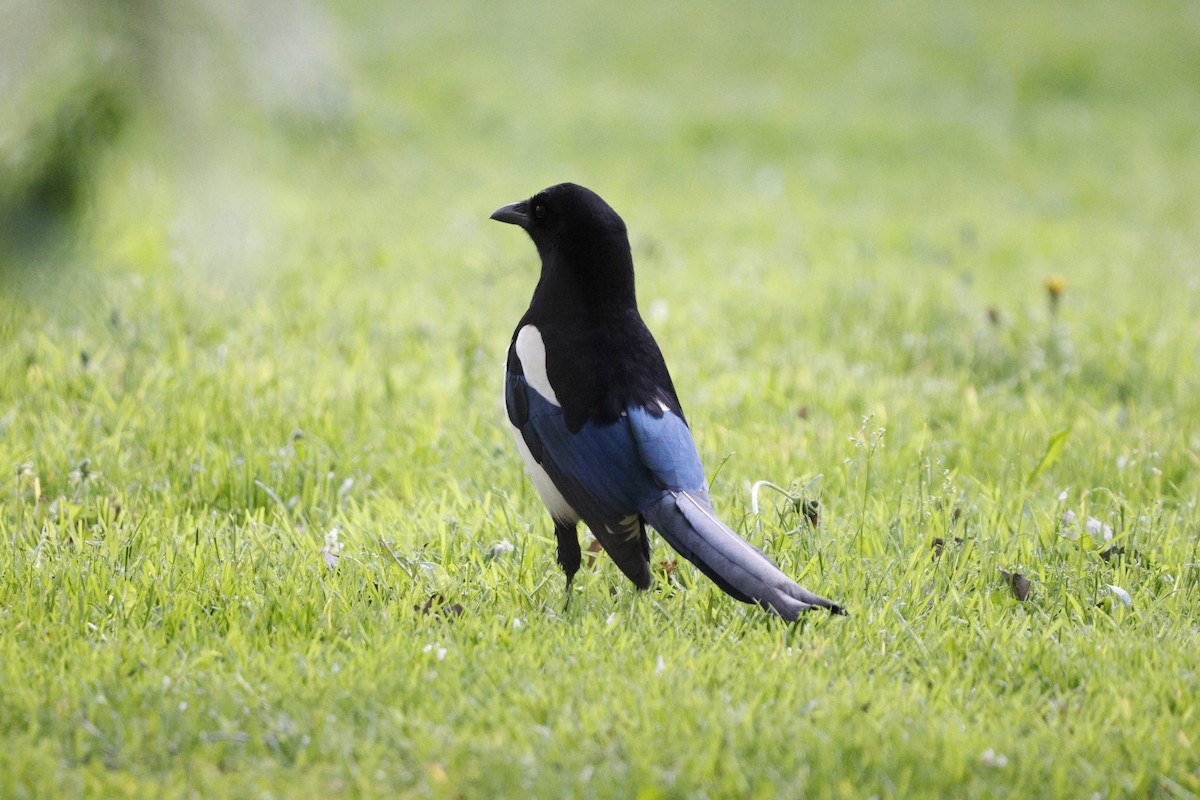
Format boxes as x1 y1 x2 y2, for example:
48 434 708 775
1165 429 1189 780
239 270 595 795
642 490 845 621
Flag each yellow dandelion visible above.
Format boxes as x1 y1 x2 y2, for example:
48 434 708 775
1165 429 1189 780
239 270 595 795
1045 275 1066 311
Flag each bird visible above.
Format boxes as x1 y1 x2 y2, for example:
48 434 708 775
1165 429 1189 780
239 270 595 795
491 182 844 620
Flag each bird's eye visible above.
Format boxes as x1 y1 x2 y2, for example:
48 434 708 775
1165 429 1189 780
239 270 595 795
534 204 546 219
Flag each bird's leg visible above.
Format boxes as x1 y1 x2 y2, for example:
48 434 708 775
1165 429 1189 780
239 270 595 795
554 519 581 611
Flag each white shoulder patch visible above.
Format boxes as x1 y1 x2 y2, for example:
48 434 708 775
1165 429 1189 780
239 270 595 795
514 325 561 406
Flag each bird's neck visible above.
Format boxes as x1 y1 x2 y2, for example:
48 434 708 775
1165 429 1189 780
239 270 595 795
528 246 637 324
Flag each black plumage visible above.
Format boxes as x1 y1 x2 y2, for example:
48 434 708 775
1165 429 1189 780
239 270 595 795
492 182 844 619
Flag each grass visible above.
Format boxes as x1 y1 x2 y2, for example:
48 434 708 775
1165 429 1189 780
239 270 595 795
2 0 1199 797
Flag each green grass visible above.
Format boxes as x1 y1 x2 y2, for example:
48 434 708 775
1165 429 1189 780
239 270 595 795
3 1 1200 797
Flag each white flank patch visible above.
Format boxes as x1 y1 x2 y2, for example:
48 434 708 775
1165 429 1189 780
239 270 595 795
514 325 561 406
508 421 578 523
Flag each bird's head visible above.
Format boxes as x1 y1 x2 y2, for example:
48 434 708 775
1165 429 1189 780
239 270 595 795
491 183 635 310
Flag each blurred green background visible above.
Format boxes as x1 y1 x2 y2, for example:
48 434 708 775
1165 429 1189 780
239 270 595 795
6 0 1197 294
4 0 1197 498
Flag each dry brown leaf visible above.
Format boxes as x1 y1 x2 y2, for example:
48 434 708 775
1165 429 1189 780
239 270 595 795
998 568 1030 601
416 593 464 619
802 499 820 528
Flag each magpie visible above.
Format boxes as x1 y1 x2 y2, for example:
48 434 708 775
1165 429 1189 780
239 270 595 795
491 182 844 620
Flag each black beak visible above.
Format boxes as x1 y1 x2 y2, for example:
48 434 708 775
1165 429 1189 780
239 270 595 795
490 200 531 228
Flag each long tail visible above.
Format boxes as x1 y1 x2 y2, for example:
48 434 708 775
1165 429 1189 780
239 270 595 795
641 489 846 620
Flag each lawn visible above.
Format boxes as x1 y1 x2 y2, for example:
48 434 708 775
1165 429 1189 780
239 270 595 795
2 1 1199 797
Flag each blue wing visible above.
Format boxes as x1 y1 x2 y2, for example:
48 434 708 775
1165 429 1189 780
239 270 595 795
506 368 706 586
507 365 846 619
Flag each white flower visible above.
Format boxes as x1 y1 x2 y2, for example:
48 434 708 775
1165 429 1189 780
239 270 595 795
324 528 342 555
489 539 515 558
1057 489 1069 502
1085 517 1113 541
322 527 342 569
981 749 1008 768
1059 510 1078 540
654 655 666 676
